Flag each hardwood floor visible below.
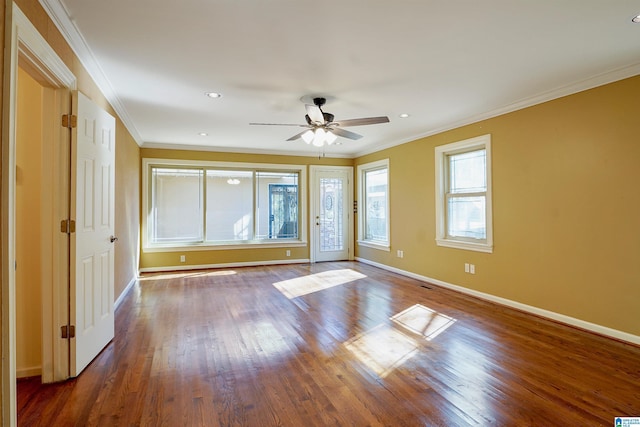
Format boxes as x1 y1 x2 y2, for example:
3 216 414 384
17 262 640 426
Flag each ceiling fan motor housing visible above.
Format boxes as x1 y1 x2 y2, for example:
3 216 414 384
305 112 335 125
313 97 327 107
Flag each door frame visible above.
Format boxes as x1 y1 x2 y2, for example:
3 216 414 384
2 4 77 425
309 165 354 263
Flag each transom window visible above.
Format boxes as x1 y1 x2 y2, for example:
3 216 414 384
143 159 306 250
435 135 493 253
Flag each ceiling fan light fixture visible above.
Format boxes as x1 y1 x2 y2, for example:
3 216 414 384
301 129 314 144
312 128 326 147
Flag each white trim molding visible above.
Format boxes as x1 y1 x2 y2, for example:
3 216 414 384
355 257 640 347
114 276 138 309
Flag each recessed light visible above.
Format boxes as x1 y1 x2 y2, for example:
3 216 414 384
399 113 410 118
633 14 640 23
205 92 222 98
198 132 208 136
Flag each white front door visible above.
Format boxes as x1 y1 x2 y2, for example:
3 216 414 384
311 167 353 262
70 92 116 376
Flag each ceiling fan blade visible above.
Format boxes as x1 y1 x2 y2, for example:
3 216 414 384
305 104 325 125
286 130 311 141
331 127 363 140
249 123 305 126
333 116 390 127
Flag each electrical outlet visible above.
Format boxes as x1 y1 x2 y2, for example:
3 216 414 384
470 264 476 274
286 250 291 257
397 250 404 258
180 255 186 263
464 263 470 273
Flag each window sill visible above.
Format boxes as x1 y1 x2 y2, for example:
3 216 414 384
143 240 308 253
357 240 391 252
436 238 493 253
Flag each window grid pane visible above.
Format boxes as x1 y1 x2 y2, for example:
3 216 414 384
205 170 253 242
364 168 388 241
151 167 203 243
256 171 299 240
446 195 486 239
448 149 486 194
446 148 486 241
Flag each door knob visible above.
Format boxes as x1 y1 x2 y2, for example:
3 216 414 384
110 235 119 243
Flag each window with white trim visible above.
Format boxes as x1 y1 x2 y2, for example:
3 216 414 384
143 159 306 250
435 135 493 253
357 159 390 250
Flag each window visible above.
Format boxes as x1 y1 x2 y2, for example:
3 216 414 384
143 159 306 250
435 135 493 253
357 159 390 250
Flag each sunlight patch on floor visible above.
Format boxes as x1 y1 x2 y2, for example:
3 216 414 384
344 324 419 378
344 304 456 378
391 304 456 341
273 269 367 299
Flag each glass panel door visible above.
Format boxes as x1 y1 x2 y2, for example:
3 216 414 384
313 168 351 262
319 177 344 252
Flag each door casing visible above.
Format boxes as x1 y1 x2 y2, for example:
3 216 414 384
2 4 77 426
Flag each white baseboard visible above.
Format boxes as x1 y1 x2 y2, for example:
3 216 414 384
355 257 640 346
16 366 41 379
115 276 137 309
139 258 311 274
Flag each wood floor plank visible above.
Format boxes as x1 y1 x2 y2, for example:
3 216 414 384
17 261 640 426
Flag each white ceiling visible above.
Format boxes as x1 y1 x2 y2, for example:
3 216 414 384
42 0 640 158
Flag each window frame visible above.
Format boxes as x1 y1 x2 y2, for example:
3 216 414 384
435 134 493 253
357 158 390 251
142 158 307 252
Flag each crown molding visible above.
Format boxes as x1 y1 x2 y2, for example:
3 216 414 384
140 142 354 159
355 62 640 158
39 0 144 146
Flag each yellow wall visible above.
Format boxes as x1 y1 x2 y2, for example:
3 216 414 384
115 121 140 298
139 148 352 270
355 74 640 337
15 67 43 377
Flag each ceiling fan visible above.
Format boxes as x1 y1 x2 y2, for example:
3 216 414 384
250 97 389 147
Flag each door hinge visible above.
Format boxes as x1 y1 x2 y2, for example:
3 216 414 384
61 325 76 339
60 219 76 234
62 114 77 129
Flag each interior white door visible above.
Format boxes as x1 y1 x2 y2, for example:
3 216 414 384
313 168 351 262
70 91 116 376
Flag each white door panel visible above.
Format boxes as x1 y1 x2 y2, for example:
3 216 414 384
71 91 115 376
